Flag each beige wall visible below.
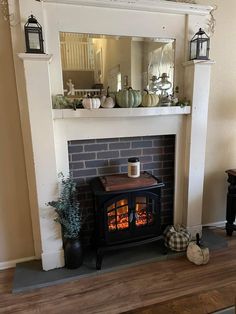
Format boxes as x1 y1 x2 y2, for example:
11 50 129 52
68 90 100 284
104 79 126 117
0 1 235 264
196 0 236 224
0 13 34 262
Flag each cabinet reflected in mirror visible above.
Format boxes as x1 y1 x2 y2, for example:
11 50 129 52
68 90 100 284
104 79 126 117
60 32 175 98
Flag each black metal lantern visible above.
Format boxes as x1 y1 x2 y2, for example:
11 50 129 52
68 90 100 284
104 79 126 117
24 15 44 54
190 28 210 60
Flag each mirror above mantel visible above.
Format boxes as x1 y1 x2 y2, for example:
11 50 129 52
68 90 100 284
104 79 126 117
60 32 175 101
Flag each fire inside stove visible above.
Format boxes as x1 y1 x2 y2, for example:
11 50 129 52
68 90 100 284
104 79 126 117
107 196 154 232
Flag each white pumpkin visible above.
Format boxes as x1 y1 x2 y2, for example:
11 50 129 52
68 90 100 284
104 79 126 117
101 95 115 108
82 97 101 109
142 90 159 107
101 87 115 108
186 234 210 265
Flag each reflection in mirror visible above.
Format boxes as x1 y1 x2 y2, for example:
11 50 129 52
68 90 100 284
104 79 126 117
59 32 175 106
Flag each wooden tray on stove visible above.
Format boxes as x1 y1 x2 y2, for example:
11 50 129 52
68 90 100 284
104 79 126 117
99 172 158 192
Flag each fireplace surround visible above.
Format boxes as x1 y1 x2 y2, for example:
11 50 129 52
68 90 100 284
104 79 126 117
68 135 175 246
10 0 214 270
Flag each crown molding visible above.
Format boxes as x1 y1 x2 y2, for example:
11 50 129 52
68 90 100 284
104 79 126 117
183 59 215 67
41 0 213 16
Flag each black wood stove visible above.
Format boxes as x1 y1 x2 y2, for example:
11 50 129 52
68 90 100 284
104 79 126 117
90 172 164 269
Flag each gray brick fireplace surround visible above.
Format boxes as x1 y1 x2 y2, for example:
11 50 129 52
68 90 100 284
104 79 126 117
68 135 175 246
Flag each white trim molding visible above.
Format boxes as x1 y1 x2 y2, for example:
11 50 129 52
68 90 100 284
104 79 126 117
42 0 213 16
42 249 65 271
0 256 36 270
18 52 65 271
183 60 216 67
53 106 191 119
18 53 53 62
182 60 214 238
202 221 226 228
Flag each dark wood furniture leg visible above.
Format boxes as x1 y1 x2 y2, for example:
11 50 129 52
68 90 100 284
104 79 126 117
226 169 236 236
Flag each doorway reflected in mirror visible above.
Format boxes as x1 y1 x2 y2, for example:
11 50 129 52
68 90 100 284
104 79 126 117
60 32 175 99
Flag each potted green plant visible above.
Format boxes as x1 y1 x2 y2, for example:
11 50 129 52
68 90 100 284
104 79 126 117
48 174 83 269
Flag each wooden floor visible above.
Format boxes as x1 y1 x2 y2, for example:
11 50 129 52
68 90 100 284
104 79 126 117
0 229 236 314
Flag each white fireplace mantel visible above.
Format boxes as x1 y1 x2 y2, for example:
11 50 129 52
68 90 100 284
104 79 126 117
19 56 213 271
10 0 213 270
53 106 191 119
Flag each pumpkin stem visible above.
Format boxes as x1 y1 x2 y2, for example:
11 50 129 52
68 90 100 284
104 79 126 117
107 86 110 97
143 89 149 94
128 87 133 90
196 233 200 246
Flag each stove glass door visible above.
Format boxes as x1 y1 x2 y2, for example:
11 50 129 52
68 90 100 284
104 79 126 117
107 198 129 232
135 196 155 227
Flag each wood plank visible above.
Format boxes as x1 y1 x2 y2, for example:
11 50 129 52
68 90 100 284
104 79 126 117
0 229 235 314
122 284 236 314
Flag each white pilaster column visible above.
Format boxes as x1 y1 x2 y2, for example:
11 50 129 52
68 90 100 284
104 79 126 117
18 53 64 270
183 60 214 237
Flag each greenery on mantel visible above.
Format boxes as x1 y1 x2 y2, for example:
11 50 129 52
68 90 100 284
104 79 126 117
48 174 83 239
52 95 190 110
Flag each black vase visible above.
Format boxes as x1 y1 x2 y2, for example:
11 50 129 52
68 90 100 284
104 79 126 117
64 238 83 269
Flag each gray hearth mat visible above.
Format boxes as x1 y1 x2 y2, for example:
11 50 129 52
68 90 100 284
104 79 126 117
12 227 228 293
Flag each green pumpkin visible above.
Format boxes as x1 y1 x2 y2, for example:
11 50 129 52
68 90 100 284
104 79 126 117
142 90 159 107
116 88 142 108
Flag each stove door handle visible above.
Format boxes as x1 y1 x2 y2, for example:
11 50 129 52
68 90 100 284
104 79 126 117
129 212 134 223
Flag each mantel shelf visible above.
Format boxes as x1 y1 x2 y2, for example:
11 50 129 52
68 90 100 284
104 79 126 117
52 106 191 119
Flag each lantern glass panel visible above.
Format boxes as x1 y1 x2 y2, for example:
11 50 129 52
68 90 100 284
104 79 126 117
190 40 197 60
198 40 208 57
28 32 40 50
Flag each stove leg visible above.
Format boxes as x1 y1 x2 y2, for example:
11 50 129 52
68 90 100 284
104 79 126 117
162 246 168 255
160 238 168 255
96 249 103 270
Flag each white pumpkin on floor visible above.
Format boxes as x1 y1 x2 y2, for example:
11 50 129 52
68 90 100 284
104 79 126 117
187 233 210 265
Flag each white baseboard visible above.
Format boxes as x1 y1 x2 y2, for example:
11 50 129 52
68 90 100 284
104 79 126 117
0 256 36 270
202 220 226 228
186 221 226 240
